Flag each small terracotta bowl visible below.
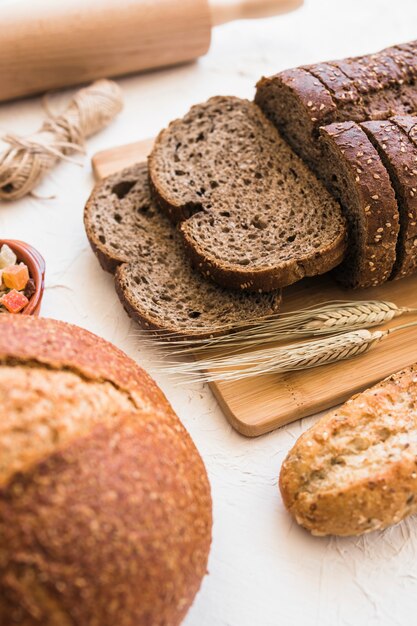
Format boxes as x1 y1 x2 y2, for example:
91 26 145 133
0 240 46 316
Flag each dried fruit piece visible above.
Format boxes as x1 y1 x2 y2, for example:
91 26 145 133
2 264 29 291
0 244 17 269
0 289 29 313
24 278 36 300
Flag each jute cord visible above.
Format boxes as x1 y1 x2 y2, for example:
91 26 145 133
0 79 123 201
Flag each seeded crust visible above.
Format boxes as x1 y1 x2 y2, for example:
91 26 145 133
361 118 417 279
280 365 417 537
393 114 417 145
149 96 347 292
319 121 399 288
84 163 281 338
0 315 212 626
255 68 337 170
255 40 417 170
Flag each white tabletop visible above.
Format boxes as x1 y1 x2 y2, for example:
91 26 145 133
2 1 417 624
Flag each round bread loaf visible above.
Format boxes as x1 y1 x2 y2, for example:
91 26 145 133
0 315 212 626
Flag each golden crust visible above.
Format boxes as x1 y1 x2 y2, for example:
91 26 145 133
0 315 169 415
0 316 212 625
280 365 417 536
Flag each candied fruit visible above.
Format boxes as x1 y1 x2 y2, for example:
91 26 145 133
0 244 17 269
2 263 29 291
0 289 29 313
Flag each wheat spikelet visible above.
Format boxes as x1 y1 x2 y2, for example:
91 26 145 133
301 301 402 331
146 300 410 356
156 329 387 383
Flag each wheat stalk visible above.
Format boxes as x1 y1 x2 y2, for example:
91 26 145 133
153 320 417 383
143 300 412 355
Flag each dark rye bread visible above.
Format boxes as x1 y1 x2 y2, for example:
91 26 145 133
0 316 212 626
148 96 346 292
361 117 417 279
319 121 399 288
84 162 281 337
255 40 417 173
393 114 417 145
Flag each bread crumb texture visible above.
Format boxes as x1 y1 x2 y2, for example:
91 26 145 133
149 96 346 291
280 365 417 536
84 162 281 338
0 316 212 626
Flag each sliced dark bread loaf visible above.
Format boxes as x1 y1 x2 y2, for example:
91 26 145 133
255 40 417 174
319 121 399 288
148 96 346 292
84 163 281 338
361 118 417 279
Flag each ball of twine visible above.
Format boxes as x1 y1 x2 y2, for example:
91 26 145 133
0 79 123 201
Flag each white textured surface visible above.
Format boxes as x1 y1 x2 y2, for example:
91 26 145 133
1 1 417 624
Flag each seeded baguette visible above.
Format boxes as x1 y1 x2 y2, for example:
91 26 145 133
0 315 212 625
280 364 417 537
84 162 281 338
149 96 346 292
361 117 417 279
255 40 417 172
319 121 399 288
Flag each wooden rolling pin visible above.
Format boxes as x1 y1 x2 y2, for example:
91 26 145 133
0 0 302 102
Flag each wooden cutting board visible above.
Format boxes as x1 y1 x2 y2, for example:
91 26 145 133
92 139 417 437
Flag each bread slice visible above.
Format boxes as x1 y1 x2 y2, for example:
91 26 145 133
280 364 417 537
84 162 281 338
319 121 399 288
255 41 417 172
148 96 346 292
361 118 417 280
255 68 338 171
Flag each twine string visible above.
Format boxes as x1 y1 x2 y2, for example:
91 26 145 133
0 79 123 201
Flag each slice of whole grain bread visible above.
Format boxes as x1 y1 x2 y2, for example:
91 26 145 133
361 117 417 280
148 96 346 292
319 121 399 288
84 163 281 338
